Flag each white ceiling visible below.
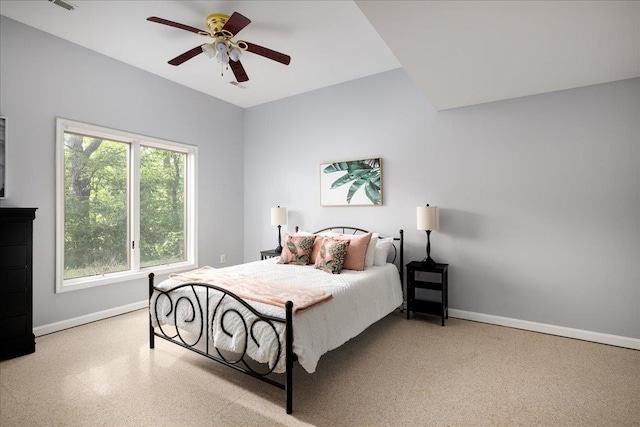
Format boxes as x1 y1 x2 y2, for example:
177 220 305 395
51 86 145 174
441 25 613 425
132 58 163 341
357 1 640 111
0 0 401 108
1 1 638 110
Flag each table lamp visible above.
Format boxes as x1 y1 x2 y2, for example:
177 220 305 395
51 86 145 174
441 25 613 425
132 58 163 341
270 206 287 253
417 204 439 265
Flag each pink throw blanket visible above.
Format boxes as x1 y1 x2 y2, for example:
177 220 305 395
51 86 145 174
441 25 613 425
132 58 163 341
168 266 333 313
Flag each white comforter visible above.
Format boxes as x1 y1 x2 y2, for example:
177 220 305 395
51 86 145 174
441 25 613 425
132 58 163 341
150 258 403 373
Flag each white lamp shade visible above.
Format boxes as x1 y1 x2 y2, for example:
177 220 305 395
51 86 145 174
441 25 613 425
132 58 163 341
417 206 439 230
271 207 287 226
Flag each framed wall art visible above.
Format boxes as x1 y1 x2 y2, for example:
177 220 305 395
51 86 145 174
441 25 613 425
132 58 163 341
320 158 382 206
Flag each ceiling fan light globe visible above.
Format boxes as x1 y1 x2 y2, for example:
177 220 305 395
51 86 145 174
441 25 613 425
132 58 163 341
229 47 242 62
202 43 216 58
215 39 228 53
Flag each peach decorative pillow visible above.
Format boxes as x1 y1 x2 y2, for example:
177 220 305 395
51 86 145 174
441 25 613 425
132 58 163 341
277 234 317 265
314 237 350 274
310 237 324 264
331 232 372 271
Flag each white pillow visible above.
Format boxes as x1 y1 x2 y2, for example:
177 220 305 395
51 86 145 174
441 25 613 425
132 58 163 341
364 234 379 268
373 237 394 266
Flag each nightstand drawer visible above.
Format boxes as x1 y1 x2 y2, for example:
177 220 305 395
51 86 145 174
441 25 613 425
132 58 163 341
410 300 443 317
414 270 442 283
411 270 444 291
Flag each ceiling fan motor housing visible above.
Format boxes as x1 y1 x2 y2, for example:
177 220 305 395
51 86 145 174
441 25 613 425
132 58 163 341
206 13 230 34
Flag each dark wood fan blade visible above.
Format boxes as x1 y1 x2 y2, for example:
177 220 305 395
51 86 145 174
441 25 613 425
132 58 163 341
245 42 291 65
168 45 204 66
229 60 249 82
147 16 208 35
222 12 251 36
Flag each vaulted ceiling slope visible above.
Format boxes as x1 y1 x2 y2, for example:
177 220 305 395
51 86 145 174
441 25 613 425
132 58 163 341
356 1 640 110
1 1 638 110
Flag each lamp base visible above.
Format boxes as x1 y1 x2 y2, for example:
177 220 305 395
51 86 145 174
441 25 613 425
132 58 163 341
422 230 436 266
275 224 283 254
421 256 436 266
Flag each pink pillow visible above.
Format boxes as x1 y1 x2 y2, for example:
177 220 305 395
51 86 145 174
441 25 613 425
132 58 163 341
332 232 372 271
309 236 324 264
277 234 317 265
314 237 350 274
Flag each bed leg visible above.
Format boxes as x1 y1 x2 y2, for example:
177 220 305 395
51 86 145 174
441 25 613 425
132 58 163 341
399 229 405 312
148 273 155 349
285 300 293 414
399 229 404 288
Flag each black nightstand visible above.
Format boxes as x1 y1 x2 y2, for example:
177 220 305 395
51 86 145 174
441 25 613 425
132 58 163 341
260 249 280 260
406 261 449 326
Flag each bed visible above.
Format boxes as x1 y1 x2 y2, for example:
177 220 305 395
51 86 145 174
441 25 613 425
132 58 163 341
148 226 404 414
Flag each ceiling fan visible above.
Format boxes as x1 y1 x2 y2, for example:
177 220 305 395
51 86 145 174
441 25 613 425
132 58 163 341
147 12 291 83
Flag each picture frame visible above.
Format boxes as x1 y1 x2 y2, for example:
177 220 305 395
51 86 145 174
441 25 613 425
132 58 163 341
320 157 382 206
0 116 6 199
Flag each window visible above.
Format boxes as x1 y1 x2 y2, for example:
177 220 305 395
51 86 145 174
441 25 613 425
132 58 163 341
56 118 197 292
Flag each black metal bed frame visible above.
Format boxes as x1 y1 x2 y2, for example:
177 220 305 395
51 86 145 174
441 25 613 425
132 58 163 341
148 227 403 414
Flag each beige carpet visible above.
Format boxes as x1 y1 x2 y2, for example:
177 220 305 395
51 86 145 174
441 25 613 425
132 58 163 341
1 309 638 426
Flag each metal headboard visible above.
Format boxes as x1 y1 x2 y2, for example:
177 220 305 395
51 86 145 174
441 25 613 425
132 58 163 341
295 225 404 286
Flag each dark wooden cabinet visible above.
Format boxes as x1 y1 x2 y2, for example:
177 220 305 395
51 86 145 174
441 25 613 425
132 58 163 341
0 207 37 359
406 261 449 326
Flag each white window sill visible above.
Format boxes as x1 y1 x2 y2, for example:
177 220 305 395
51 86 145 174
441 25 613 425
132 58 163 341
56 261 197 293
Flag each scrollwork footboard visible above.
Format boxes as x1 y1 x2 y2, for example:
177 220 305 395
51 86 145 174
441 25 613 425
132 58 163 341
148 273 295 414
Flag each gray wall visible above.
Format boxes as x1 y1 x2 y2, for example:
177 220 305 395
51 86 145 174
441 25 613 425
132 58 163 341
244 69 640 339
0 16 245 327
2 14 638 341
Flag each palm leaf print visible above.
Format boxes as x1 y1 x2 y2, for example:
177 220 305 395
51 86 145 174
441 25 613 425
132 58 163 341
322 158 381 205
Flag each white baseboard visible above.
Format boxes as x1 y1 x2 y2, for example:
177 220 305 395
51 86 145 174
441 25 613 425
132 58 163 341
448 309 640 350
33 300 148 337
33 302 640 351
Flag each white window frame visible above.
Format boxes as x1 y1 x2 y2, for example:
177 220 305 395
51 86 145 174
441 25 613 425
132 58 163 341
55 118 198 293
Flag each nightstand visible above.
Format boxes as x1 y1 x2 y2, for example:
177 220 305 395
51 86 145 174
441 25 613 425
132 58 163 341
260 249 280 260
406 261 449 326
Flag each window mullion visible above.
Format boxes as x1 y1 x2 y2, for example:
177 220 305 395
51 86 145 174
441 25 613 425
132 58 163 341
131 140 141 272
187 151 197 266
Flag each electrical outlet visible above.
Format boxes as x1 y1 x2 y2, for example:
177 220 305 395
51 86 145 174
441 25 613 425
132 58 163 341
220 254 226 264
